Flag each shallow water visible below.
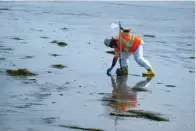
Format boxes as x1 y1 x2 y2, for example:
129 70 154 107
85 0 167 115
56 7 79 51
0 1 195 131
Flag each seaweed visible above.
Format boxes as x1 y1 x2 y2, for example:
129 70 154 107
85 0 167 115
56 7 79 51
6 69 37 76
189 56 195 59
110 110 169 121
165 85 176 88
52 64 66 69
11 37 24 40
56 42 68 47
59 125 104 131
143 34 155 38
0 58 5 60
0 8 10 10
49 53 62 57
40 36 49 39
20 56 34 59
126 110 169 121
51 40 58 43
106 51 115 55
51 40 68 46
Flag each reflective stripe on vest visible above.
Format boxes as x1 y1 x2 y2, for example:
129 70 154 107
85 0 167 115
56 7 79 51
120 33 134 52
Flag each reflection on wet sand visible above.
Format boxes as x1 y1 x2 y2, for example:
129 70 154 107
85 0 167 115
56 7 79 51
103 75 154 113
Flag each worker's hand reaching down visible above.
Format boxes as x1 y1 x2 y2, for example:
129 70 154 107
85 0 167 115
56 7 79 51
107 67 113 76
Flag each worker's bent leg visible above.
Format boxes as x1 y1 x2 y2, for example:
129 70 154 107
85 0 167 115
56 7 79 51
117 52 131 75
133 44 153 70
120 52 130 68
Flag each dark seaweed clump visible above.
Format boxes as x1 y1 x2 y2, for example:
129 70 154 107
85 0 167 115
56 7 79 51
7 69 37 76
165 85 176 88
51 40 68 47
52 64 66 69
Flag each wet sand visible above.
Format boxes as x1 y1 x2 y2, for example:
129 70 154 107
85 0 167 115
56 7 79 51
0 1 195 131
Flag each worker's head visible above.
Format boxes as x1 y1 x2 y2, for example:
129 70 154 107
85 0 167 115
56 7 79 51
123 28 131 33
122 28 131 36
104 37 118 48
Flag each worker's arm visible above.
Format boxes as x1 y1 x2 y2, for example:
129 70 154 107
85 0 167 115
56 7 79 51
107 56 118 76
107 52 119 75
111 56 118 68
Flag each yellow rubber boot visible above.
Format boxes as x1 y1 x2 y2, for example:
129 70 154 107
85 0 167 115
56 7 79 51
116 67 128 76
146 75 155 81
142 69 155 76
122 67 128 75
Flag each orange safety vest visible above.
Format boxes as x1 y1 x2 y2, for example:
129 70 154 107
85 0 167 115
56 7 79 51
118 32 142 52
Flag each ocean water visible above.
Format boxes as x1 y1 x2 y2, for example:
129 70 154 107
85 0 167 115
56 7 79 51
0 1 195 131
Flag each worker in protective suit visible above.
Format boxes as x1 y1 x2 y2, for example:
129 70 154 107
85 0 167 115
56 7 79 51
104 75 153 113
104 24 155 76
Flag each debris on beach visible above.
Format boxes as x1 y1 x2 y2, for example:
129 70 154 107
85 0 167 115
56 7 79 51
6 69 37 76
189 70 195 73
51 40 68 47
155 41 166 43
110 110 169 122
28 78 37 83
56 42 68 46
12 103 43 109
98 93 111 95
0 58 5 60
0 47 13 51
13 104 32 109
65 82 70 84
106 51 115 55
40 36 49 39
0 8 10 10
49 53 62 57
143 34 155 38
11 37 24 40
42 117 59 124
58 125 104 131
51 40 58 43
20 56 34 59
161 89 170 92
189 56 195 59
165 84 176 88
30 28 43 32
62 27 68 30
51 64 66 69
